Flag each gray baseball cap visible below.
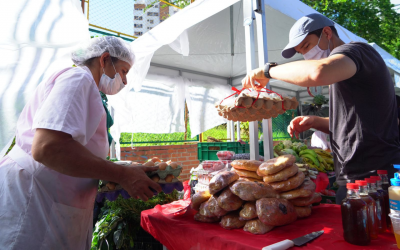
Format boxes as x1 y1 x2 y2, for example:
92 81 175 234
282 13 335 59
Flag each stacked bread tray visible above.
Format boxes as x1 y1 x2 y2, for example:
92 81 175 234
191 155 321 235
215 91 299 122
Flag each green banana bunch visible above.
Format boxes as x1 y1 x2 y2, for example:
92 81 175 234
299 149 319 158
301 157 326 172
313 148 332 158
301 153 320 167
324 157 334 164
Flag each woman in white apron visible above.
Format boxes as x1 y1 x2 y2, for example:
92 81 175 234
0 36 161 250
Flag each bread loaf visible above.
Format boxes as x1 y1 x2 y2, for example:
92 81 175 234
257 155 296 176
209 171 240 194
262 164 298 183
256 198 297 226
230 181 278 201
269 171 305 192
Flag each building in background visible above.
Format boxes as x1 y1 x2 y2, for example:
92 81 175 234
133 1 180 37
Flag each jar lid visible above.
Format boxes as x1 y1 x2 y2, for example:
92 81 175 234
394 165 400 169
347 183 359 189
391 173 400 186
355 180 367 186
370 176 381 181
377 170 388 174
365 178 375 184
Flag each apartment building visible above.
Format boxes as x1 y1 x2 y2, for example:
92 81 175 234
133 2 179 37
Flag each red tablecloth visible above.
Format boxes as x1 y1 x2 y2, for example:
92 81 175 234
141 204 397 250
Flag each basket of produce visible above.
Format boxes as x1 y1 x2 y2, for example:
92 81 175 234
97 157 184 201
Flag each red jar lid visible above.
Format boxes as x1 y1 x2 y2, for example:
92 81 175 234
377 170 387 174
346 183 359 189
365 178 376 184
370 176 381 181
355 180 367 186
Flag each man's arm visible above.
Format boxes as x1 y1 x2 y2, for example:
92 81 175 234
288 116 329 138
32 128 162 200
242 54 357 90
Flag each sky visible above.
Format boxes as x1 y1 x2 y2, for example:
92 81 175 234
392 0 400 13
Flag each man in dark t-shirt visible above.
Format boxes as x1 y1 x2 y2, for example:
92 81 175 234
241 13 400 203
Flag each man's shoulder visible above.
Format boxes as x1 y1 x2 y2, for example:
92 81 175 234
331 42 375 55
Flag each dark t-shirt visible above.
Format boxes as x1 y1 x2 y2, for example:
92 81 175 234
329 42 400 185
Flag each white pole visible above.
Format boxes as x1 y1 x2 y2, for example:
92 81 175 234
243 0 259 161
230 120 235 142
254 0 273 160
237 121 241 141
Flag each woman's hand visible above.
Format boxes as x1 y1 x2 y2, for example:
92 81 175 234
287 116 316 138
118 164 162 201
241 68 269 91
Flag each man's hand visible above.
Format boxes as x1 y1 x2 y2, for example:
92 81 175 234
241 68 269 91
119 165 162 201
287 116 316 138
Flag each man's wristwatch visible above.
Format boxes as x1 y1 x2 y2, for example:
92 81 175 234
264 62 278 79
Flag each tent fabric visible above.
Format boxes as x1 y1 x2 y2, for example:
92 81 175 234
369 43 400 75
0 0 90 155
108 73 231 160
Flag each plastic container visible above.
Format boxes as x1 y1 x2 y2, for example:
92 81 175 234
197 142 249 161
194 183 209 193
371 175 391 231
390 213 400 249
217 151 235 160
200 161 225 172
389 172 400 214
365 178 387 233
341 183 370 246
378 169 390 191
356 180 379 240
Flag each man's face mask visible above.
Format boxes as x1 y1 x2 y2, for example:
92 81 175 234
303 32 331 60
99 58 125 95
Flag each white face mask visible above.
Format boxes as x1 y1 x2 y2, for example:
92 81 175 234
99 59 125 95
303 32 331 60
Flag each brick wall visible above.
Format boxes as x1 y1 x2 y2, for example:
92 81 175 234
120 144 199 181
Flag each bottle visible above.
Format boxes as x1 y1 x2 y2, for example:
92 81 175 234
189 169 198 198
371 175 391 231
341 183 370 246
365 178 387 233
355 180 379 239
377 170 390 191
389 173 400 248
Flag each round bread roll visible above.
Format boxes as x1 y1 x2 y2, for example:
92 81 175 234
232 169 263 180
290 192 322 206
269 171 305 192
158 162 168 170
220 212 246 230
279 180 316 200
257 155 296 176
243 219 274 235
165 174 174 183
194 213 220 223
239 177 263 182
151 175 160 183
239 202 257 221
263 164 299 183
256 198 297 226
144 161 155 167
231 160 262 172
294 205 312 218
191 190 211 210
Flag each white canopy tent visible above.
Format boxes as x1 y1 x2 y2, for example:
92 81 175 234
109 0 398 160
2 0 400 159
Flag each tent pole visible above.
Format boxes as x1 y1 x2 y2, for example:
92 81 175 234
243 0 259 161
254 0 273 160
236 121 241 141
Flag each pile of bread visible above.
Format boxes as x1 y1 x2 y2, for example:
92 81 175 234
191 155 321 235
215 91 299 122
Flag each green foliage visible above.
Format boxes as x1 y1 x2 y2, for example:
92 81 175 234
301 0 400 59
313 94 329 105
92 191 179 250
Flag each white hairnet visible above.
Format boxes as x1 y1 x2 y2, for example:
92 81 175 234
71 36 135 67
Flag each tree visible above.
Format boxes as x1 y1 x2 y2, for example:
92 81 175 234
301 0 400 59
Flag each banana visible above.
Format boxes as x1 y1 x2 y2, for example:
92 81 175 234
313 149 332 158
316 155 328 168
299 149 319 158
324 157 334 164
301 154 320 167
